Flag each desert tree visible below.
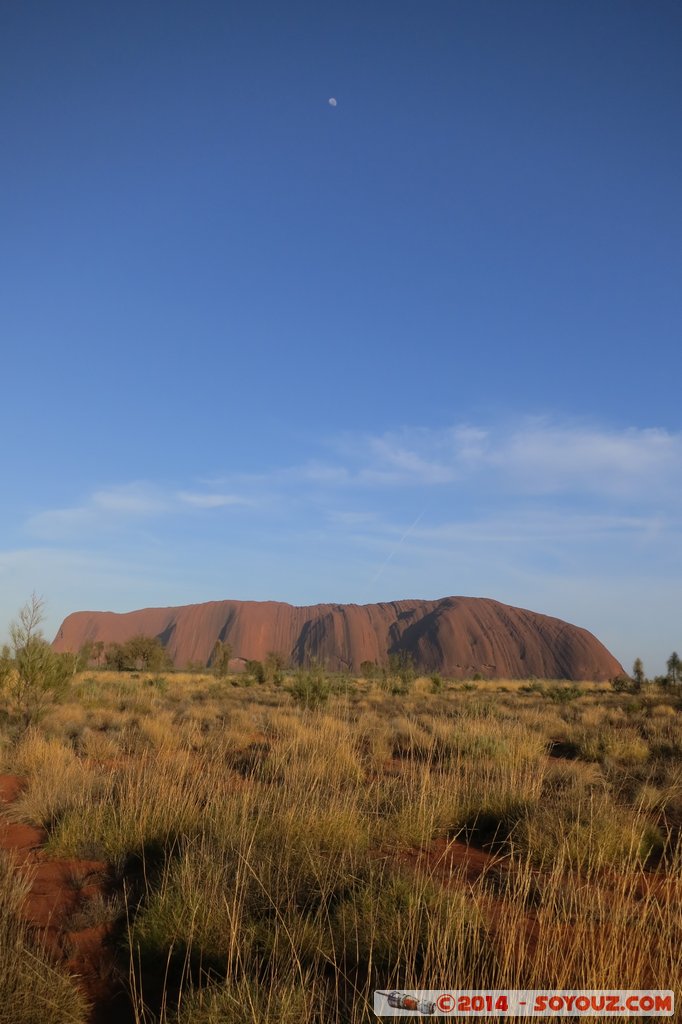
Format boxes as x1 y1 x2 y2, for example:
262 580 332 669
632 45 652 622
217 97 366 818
210 639 233 678
125 634 172 671
91 640 105 666
104 642 129 672
385 651 416 694
102 636 170 672
0 594 71 726
666 651 680 685
632 658 645 689
264 650 285 685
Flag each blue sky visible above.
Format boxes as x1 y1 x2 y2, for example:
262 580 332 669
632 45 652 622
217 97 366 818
1 1 681 674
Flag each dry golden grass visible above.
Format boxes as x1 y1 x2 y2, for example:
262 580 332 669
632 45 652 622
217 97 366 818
7 729 103 830
0 669 680 1022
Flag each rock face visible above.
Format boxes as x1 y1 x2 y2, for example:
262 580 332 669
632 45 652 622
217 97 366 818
52 596 622 681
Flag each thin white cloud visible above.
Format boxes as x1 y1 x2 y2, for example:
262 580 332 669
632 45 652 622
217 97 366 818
91 484 167 514
177 491 253 509
365 436 454 484
405 510 676 545
325 420 682 498
279 461 351 485
496 423 681 496
26 483 166 539
27 506 93 535
451 425 490 462
26 481 253 540
326 510 379 527
25 420 682 543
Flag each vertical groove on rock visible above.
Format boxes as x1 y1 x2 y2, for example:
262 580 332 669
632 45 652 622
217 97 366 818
52 596 623 681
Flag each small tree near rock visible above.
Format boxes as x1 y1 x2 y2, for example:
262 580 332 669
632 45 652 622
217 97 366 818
264 651 285 685
666 652 680 685
632 658 646 690
125 634 171 672
104 642 129 671
245 659 266 684
0 594 71 726
211 640 233 678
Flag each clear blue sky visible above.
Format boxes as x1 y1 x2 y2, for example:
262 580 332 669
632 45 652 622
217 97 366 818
2 1 681 674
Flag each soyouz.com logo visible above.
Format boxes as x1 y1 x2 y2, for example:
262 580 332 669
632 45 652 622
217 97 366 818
373 990 675 1016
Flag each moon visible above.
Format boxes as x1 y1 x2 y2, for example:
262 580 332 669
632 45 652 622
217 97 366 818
328 97 337 107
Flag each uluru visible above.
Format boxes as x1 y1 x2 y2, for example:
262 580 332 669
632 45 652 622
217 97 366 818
53 596 623 681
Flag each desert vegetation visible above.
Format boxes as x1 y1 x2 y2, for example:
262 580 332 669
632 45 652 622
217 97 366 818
0 612 680 1021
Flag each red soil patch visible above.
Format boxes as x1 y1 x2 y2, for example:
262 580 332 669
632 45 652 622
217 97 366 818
398 836 501 885
0 773 129 1023
19 858 109 928
0 819 46 860
0 773 24 802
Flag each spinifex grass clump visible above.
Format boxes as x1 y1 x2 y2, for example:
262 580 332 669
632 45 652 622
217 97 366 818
47 747 219 865
515 792 665 869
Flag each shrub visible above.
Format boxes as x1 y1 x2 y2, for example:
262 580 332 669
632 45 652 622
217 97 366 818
329 672 355 696
210 640 232 678
290 665 330 709
0 595 72 726
245 659 266 684
430 673 443 693
611 674 635 693
265 651 286 685
380 652 416 695
546 685 581 703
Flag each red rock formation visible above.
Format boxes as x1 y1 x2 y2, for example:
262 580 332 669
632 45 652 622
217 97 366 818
52 596 623 681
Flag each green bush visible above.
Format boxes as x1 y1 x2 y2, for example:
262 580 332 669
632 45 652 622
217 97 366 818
290 665 330 709
245 659 266 684
610 674 636 694
329 672 355 696
546 685 581 703
380 652 416 695
265 651 286 685
0 596 72 726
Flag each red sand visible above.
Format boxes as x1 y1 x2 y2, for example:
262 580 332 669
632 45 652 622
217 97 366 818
0 774 126 1023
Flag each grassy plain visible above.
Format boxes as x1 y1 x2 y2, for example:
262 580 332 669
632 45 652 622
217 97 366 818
0 671 680 1022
